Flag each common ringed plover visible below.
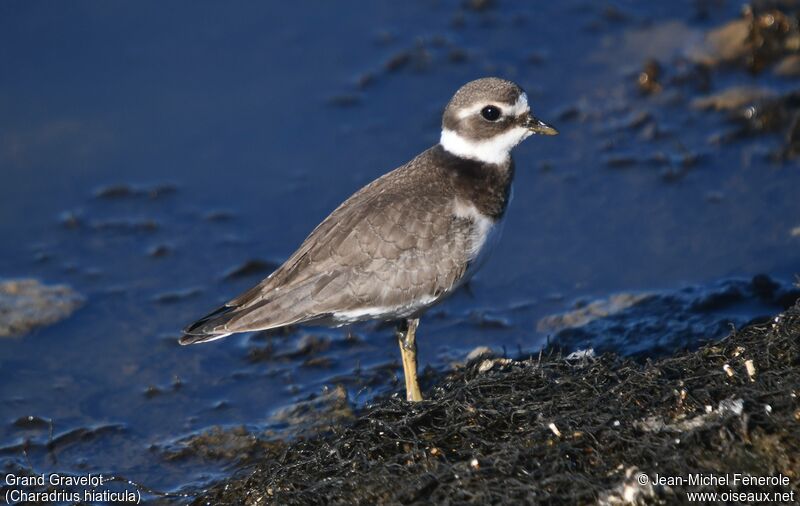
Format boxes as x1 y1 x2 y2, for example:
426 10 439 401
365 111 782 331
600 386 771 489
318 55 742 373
182 77 558 402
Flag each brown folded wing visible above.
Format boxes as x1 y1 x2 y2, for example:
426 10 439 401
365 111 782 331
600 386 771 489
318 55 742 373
183 151 473 339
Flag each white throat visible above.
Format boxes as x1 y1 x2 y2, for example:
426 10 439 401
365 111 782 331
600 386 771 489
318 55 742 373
440 127 531 165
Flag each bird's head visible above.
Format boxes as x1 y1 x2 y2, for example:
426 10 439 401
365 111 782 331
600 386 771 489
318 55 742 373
440 77 557 165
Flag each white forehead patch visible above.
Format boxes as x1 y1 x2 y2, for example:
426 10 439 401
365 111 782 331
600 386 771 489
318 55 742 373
508 93 529 116
456 92 530 120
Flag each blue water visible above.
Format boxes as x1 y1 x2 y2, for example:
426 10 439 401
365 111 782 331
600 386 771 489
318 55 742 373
1 0 798 496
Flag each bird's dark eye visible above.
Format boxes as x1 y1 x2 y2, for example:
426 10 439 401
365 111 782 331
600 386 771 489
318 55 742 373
480 105 501 121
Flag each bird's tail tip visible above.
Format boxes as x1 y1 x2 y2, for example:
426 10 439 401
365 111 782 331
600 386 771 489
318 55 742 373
179 331 233 345
180 305 237 345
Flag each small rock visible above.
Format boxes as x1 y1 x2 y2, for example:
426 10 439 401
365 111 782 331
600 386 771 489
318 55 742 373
478 359 494 373
152 287 202 304
147 244 172 258
692 86 775 111
0 279 84 337
94 184 136 199
638 59 662 94
385 51 411 72
466 346 493 361
12 415 52 430
302 356 335 369
692 19 750 66
774 54 800 76
91 219 159 233
93 183 177 200
537 293 652 332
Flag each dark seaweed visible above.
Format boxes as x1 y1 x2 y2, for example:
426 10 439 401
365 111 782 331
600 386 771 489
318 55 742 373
190 301 800 505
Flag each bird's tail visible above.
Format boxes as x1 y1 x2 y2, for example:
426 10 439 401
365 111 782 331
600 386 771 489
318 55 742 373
179 305 237 345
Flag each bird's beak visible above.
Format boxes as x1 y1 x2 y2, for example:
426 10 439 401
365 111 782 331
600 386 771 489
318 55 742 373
523 113 559 136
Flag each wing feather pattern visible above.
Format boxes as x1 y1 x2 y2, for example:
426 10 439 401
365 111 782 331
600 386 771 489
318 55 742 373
180 148 476 344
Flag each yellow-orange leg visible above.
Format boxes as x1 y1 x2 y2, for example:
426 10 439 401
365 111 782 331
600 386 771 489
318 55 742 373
397 318 423 402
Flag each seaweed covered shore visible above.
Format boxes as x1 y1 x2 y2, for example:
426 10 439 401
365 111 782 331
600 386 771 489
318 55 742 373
191 302 800 505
